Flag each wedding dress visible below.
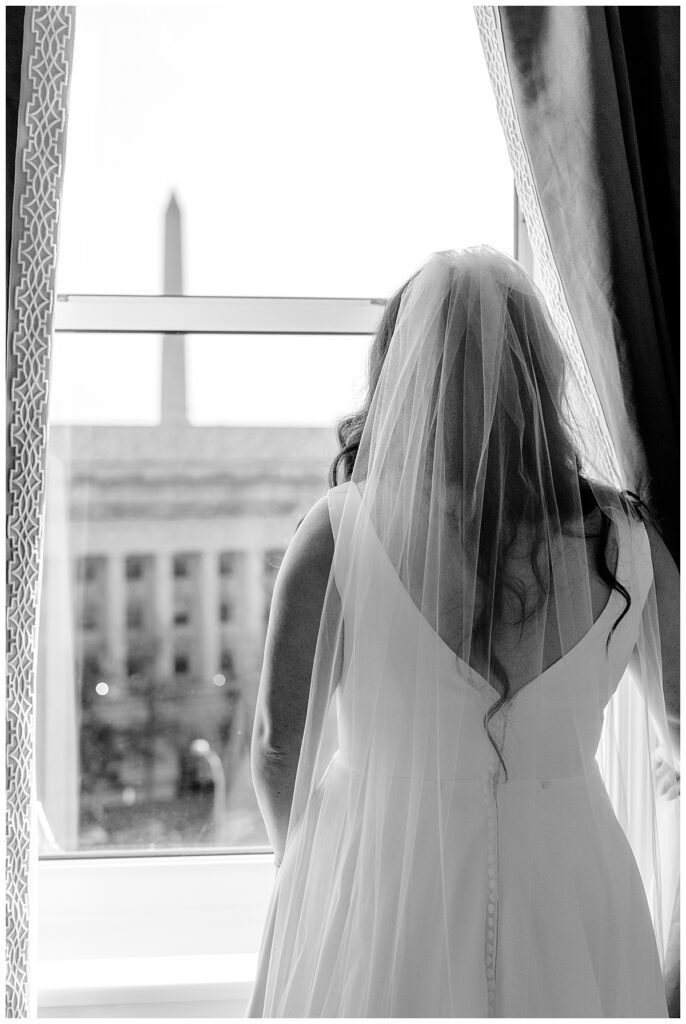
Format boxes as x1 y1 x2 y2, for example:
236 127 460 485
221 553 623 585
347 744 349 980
247 249 678 1017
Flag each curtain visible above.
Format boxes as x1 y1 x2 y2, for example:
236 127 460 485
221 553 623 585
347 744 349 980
6 7 25 298
478 5 679 560
6 8 75 1017
475 5 679 1015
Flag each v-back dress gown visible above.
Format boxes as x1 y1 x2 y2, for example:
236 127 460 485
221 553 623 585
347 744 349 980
247 481 668 1017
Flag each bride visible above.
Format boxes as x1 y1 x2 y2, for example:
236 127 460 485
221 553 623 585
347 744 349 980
246 248 679 1017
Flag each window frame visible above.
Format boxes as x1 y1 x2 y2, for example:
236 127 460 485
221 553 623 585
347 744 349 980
37 192 531 1013
54 294 387 335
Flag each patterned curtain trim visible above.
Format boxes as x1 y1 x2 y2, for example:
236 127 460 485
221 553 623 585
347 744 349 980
474 6 622 489
6 7 75 1018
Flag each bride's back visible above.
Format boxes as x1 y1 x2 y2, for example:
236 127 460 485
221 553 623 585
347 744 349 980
332 249 632 702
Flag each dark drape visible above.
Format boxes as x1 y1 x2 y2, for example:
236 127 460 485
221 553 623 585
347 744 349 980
6 7 26 300
499 6 679 560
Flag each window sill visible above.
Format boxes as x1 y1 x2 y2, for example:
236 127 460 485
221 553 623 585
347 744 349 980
37 852 274 1016
38 953 255 1016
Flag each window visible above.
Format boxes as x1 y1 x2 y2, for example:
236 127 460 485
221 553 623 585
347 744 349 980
219 552 238 576
125 556 145 581
220 649 236 681
77 555 100 583
80 604 99 631
173 554 191 579
37 4 516 870
126 603 144 630
80 652 102 683
174 653 190 675
126 654 144 678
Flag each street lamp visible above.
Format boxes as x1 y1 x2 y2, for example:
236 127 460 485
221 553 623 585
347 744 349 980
189 738 226 840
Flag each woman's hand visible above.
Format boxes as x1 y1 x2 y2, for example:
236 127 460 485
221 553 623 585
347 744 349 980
653 745 680 801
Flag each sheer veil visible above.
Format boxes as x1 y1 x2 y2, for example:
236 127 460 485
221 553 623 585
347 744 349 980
258 247 678 1013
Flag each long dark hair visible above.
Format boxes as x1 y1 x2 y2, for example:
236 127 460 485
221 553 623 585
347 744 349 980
329 267 658 776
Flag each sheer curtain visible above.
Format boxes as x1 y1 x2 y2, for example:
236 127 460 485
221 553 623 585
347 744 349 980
6 7 76 1017
475 1 679 1006
36 453 79 853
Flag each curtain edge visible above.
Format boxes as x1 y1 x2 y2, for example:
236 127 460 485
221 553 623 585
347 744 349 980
5 6 26 303
5 7 76 1019
473 5 622 490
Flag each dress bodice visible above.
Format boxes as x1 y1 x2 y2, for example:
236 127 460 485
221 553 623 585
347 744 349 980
327 480 654 785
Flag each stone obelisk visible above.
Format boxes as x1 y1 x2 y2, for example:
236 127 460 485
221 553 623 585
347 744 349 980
160 193 188 425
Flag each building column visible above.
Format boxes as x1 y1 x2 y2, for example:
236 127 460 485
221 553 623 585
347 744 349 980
105 555 126 682
199 550 219 683
153 552 174 685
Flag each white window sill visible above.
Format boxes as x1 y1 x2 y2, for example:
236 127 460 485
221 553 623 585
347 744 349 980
37 852 274 1016
38 953 256 1016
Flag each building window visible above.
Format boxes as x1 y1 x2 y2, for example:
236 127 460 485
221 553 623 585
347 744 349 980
126 654 144 678
80 604 99 630
220 649 236 680
77 555 100 583
174 653 190 675
219 551 238 576
125 555 145 581
219 599 233 623
81 653 101 681
173 554 191 579
126 603 144 630
174 609 190 626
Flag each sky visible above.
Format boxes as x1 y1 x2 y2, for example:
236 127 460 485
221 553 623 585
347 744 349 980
51 2 514 426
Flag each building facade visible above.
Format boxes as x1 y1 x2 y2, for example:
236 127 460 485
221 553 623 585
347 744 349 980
39 421 335 851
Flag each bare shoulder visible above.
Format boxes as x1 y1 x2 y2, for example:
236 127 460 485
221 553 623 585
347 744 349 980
280 495 334 585
643 520 680 741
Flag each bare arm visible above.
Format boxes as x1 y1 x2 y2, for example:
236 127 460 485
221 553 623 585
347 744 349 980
251 496 335 866
644 521 680 757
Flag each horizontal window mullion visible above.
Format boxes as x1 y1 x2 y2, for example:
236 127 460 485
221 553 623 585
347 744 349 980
54 294 385 335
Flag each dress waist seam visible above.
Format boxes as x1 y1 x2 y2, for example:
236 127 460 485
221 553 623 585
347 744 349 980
333 753 591 784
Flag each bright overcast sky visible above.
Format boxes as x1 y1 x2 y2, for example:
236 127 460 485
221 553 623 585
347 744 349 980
52 2 513 426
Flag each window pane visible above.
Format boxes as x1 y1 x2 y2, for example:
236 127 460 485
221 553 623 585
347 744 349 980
49 333 371 427
56 3 513 298
36 333 351 853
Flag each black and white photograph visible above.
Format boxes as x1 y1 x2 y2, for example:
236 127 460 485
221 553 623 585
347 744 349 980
6 2 680 1018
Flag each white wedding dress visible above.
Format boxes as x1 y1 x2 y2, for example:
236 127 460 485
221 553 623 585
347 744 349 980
247 480 668 1017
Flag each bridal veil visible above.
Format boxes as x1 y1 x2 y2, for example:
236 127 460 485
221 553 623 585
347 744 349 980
256 247 678 1012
